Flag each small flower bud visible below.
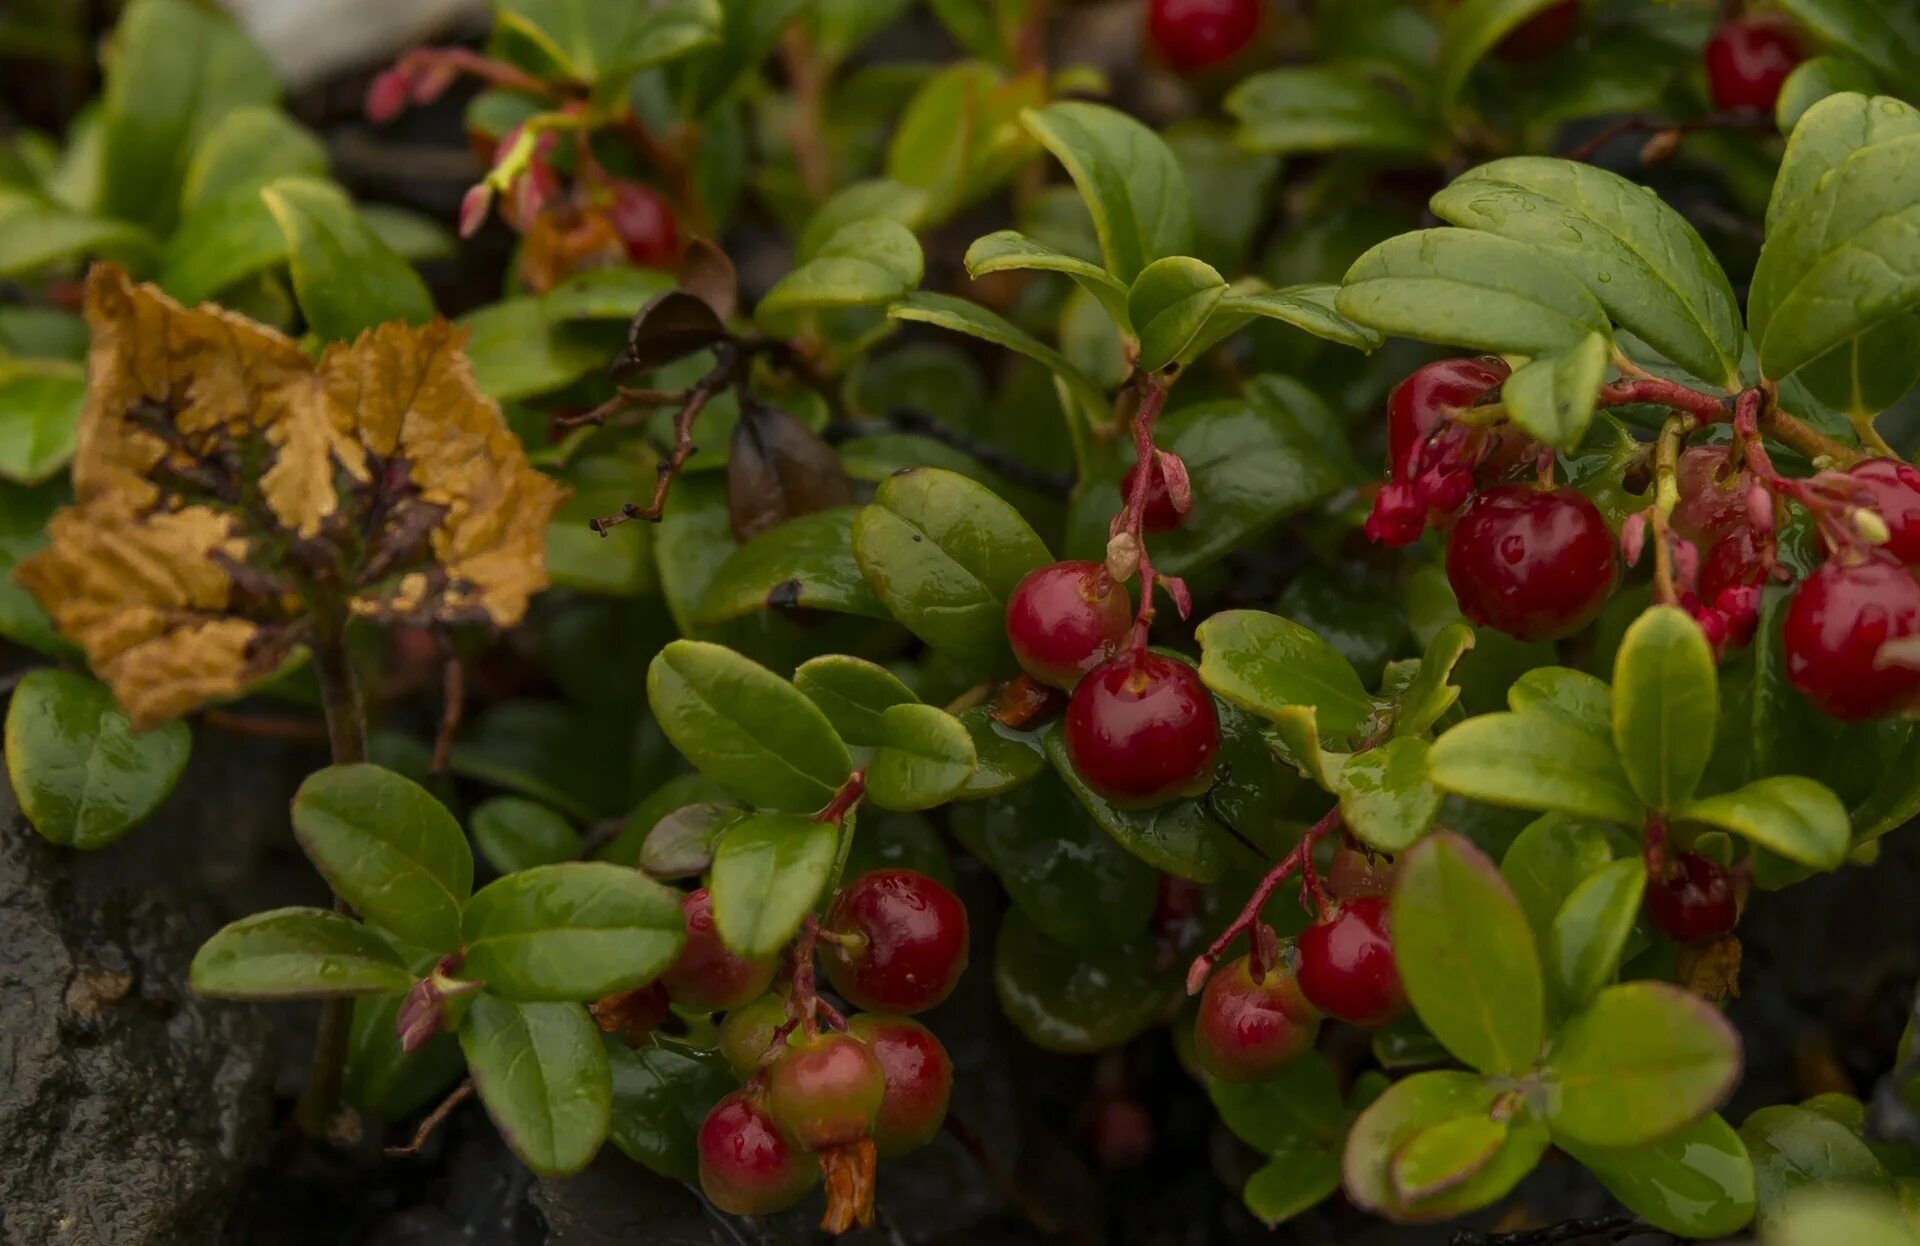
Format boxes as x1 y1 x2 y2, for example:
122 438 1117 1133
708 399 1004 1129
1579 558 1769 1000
1620 511 1648 566
1852 506 1893 546
1639 129 1683 165
365 68 412 124
457 184 493 238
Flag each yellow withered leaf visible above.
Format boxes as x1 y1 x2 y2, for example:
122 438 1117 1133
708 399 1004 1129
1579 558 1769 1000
17 265 567 727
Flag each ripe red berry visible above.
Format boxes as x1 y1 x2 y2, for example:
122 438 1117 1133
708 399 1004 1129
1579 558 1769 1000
1120 459 1187 533
1699 525 1768 605
1842 459 1920 565
1295 897 1407 1028
1385 357 1512 484
768 1030 887 1151
1645 851 1737 943
1006 561 1134 690
606 180 680 268
1782 554 1920 721
1671 446 1750 545
719 991 791 1077
698 1089 817 1215
1492 0 1579 61
1367 356 1515 546
1445 484 1619 642
1064 650 1221 806
822 869 970 1015
1704 16 1805 113
661 888 778 1012
1193 955 1321 1082
1146 0 1260 72
846 1014 952 1156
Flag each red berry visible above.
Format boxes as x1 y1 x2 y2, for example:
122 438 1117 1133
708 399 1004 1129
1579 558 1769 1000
661 888 777 1012
719 991 790 1077
1006 561 1134 690
1671 446 1749 545
846 1014 952 1156
1699 525 1768 605
1295 897 1406 1028
1645 851 1737 943
1193 956 1321 1082
607 180 680 268
1120 459 1187 533
822 869 970 1015
768 1031 886 1151
1782 554 1920 721
1088 1096 1154 1169
1366 356 1516 546
1064 650 1221 806
1842 459 1920 565
1493 0 1579 61
1385 357 1511 483
1704 16 1805 113
1146 0 1260 72
698 1090 817 1215
1445 484 1619 642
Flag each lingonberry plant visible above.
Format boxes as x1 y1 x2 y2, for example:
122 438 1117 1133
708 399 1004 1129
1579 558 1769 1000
7 0 1920 1242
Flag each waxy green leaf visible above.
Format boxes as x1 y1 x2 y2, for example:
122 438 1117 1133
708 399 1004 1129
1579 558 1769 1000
1020 102 1193 284
696 508 886 625
461 862 686 1001
460 996 610 1176
1560 1114 1757 1239
262 177 432 342
5 668 189 850
471 797 582 875
708 812 839 957
1343 1070 1551 1222
606 1039 738 1183
888 292 1109 433
793 655 919 748
1742 1104 1891 1235
1501 332 1609 450
1197 609 1373 743
965 229 1131 327
1681 776 1850 869
1501 814 1620 947
1429 712 1644 824
758 218 925 327
1612 605 1718 811
1128 256 1227 372
190 907 412 1000
1545 981 1743 1148
1547 857 1646 1013
993 910 1175 1052
1226 67 1435 160
868 703 978 811
1043 727 1226 883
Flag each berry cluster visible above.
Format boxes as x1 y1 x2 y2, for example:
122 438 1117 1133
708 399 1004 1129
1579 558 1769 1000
1661 444 1773 652
690 868 966 1226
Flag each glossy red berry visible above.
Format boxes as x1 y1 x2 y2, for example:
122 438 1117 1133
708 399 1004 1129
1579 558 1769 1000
1194 956 1321 1082
607 180 680 268
1493 0 1579 61
1367 356 1515 546
1843 459 1920 565
1064 650 1221 806
719 991 791 1077
1146 0 1260 72
661 888 778 1012
1385 357 1511 483
1295 897 1406 1028
846 1014 952 1156
1446 484 1619 642
1671 445 1750 545
1120 459 1187 533
1704 16 1805 113
822 869 970 1015
1782 554 1920 721
768 1031 887 1151
1646 851 1737 943
1006 561 1134 690
698 1090 817 1215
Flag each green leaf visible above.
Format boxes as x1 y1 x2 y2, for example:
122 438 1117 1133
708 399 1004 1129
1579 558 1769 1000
1680 776 1851 870
1545 981 1743 1148
1508 666 1614 734
1020 101 1193 284
457 296 607 403
953 707 1047 799
708 812 839 957
697 508 885 625
1343 1071 1551 1222
158 187 290 305
1128 256 1226 372
1336 228 1611 356
964 229 1131 327
459 996 610 1177
851 466 1051 668
1547 857 1646 1013
261 178 432 342
1226 66 1435 160
799 179 930 262
646 639 852 812
1196 609 1373 743
1560 1114 1757 1239
1501 814 1620 946
1334 738 1442 853
0 189 155 278
181 105 328 210
1043 727 1225 883
3 668 188 850
1775 0 1920 86
290 763 473 952
758 218 924 329
1777 56 1885 134
1750 95 1920 381
471 797 583 875
1394 623 1476 739
793 655 919 748
190 907 412 1000
1612 605 1718 810
1743 1104 1891 1235
1433 158 1745 388
461 862 685 1002
1207 1054 1346 1153
1437 0 1583 118
1202 284 1386 353
1243 1151 1343 1228
1764 1190 1915 1246
992 909 1175 1052
96 0 279 232
1795 310 1920 418
885 62 1043 225
495 0 722 85
1429 711 1644 824
541 266 678 322
606 1039 737 1183
868 703 978 812
1391 833 1545 1076
1501 332 1609 450
1391 1116 1510 1203
888 292 1109 434
344 991 464 1121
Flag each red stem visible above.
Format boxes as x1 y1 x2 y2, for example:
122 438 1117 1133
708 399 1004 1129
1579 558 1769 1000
815 768 868 825
1597 378 1732 425
1185 806 1343 995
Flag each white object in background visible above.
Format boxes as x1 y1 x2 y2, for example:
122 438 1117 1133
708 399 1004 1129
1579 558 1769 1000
219 0 486 90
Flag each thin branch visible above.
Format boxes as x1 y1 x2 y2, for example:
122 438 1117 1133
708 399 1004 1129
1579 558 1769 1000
430 647 464 776
821 409 1075 498
590 345 738 533
200 708 329 744
385 1078 475 1158
1565 110 1774 163
1186 805 1343 993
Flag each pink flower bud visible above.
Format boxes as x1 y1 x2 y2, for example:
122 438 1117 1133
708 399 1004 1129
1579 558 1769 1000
366 68 412 124
457 183 493 238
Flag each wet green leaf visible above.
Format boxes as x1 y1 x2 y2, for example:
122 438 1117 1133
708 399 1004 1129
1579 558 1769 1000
462 862 686 1001
1743 1104 1891 1235
471 797 583 875
1501 814 1620 946
992 909 1175 1052
1343 1070 1551 1222
1501 331 1609 449
1561 1113 1757 1238
1197 609 1373 743
1612 605 1718 810
868 703 977 811
1429 711 1644 824
1547 856 1646 1013
460 996 609 1176
1043 726 1226 882
606 1039 737 1183
698 508 886 624
708 812 838 957
793 655 919 747
888 292 1109 433
1391 1115 1509 1203
5 668 189 850
758 218 924 328
1021 101 1193 284
1545 981 1743 1148
261 177 432 342
1226 66 1435 159
190 907 411 999
1129 256 1226 371
1681 775 1850 869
